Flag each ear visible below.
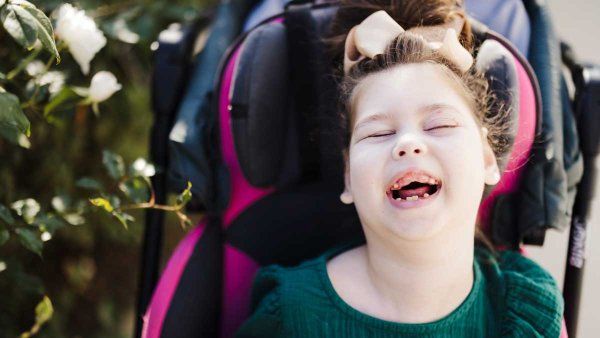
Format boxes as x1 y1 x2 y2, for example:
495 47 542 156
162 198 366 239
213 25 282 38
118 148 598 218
340 150 354 204
481 127 501 185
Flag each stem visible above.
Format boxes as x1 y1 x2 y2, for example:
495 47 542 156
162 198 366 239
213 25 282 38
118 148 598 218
7 48 42 80
27 322 41 337
176 210 192 230
119 203 180 212
145 176 155 205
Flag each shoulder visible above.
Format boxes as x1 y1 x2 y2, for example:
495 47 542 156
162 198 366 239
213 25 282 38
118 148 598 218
256 252 326 288
235 266 284 337
476 247 564 338
252 242 362 300
236 255 330 337
250 256 324 305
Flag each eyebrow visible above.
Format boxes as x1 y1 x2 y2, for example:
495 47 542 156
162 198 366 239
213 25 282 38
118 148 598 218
353 103 460 131
353 112 393 131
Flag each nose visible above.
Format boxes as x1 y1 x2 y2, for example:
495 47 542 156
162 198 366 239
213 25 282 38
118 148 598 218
392 133 427 160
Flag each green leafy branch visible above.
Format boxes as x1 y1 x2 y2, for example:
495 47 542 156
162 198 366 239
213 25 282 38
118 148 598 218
0 1 206 336
0 0 61 146
0 0 60 62
87 150 193 230
0 197 76 257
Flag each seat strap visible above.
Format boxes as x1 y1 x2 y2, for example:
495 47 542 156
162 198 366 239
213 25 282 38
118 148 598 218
286 3 321 182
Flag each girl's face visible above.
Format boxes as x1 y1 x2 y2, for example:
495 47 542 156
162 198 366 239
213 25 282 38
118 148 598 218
341 62 499 241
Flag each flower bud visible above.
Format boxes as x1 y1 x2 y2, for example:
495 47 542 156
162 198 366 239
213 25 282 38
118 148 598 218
89 71 122 103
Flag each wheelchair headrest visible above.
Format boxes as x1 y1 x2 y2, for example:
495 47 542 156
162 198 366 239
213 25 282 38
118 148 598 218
220 4 539 231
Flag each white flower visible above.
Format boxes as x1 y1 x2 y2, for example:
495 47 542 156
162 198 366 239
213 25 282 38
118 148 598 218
53 4 106 75
113 18 140 44
41 232 52 242
26 60 45 77
132 158 156 177
11 198 40 224
37 71 66 95
88 71 122 103
26 61 66 95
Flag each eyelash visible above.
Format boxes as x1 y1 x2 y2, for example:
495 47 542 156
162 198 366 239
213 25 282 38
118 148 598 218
425 124 457 131
368 132 394 138
366 125 456 138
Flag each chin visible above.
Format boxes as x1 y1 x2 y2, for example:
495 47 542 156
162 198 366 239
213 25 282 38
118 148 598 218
384 217 448 242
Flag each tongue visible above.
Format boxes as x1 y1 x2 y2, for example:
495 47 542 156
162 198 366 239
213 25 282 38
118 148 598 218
398 186 430 199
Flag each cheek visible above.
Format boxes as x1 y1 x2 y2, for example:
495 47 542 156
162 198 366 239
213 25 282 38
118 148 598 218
441 127 485 162
437 131 487 194
442 139 483 168
348 145 386 194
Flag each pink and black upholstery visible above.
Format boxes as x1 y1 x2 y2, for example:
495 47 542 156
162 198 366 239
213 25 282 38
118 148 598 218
142 2 576 338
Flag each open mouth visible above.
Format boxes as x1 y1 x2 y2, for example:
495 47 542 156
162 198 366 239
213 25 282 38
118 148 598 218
387 172 442 202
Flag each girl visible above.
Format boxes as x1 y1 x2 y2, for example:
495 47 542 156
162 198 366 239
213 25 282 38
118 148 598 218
236 1 563 337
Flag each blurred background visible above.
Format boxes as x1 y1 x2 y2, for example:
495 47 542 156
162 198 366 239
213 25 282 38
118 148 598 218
0 0 597 337
527 1 600 337
527 0 600 338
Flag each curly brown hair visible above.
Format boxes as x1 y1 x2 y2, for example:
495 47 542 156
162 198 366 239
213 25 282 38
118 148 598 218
327 0 512 176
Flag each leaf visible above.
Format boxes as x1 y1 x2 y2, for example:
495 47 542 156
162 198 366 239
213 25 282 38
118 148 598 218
22 5 60 62
25 79 49 103
0 203 15 225
176 181 193 207
20 295 53 338
108 195 121 209
34 295 53 328
0 229 9 246
63 213 84 226
51 195 69 213
0 125 31 148
1 4 38 49
89 198 114 213
44 87 80 117
102 150 125 179
9 0 36 8
112 210 134 229
11 198 40 224
75 177 103 191
1 1 59 61
15 228 42 256
119 176 150 203
0 91 30 137
32 213 66 234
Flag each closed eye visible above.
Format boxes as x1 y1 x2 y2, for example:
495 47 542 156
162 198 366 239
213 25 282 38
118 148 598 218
425 125 457 131
368 132 395 138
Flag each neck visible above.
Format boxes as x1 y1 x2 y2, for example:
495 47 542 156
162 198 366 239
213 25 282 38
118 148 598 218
362 222 475 323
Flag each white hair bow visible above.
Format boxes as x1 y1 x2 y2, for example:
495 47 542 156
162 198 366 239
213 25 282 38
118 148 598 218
343 10 474 74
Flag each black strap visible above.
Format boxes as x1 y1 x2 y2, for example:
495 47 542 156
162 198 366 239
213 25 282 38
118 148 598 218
136 20 203 338
286 3 322 182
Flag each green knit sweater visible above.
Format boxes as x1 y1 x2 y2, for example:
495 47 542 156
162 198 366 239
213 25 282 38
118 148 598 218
236 243 564 338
